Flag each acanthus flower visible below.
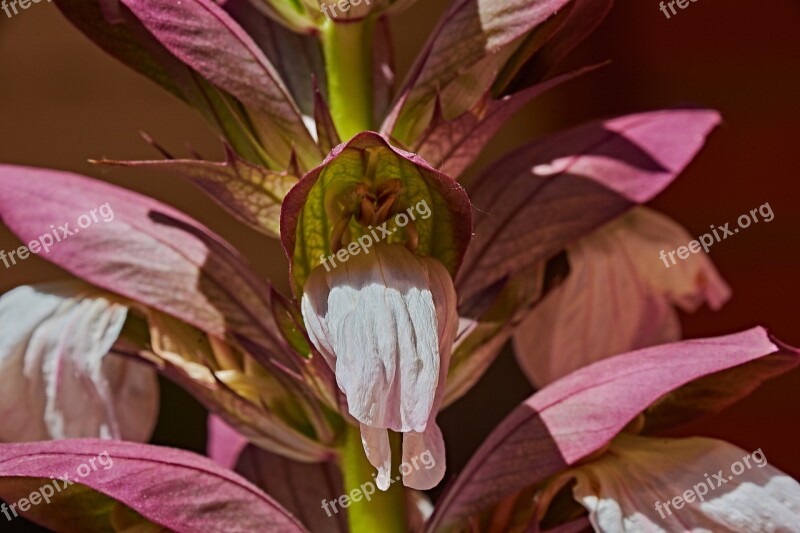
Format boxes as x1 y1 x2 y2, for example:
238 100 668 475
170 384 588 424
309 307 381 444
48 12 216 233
283 133 471 489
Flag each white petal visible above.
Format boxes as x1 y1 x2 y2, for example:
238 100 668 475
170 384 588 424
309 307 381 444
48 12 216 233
540 434 800 532
360 424 392 491
0 282 158 442
301 243 456 433
513 208 731 387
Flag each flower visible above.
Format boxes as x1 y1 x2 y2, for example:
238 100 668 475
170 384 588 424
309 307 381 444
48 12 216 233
427 328 800 531
0 281 157 443
281 132 471 488
302 242 457 489
513 207 732 387
0 167 339 464
538 434 800 531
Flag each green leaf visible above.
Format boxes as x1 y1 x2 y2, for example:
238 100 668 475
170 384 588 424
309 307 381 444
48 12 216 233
100 146 299 238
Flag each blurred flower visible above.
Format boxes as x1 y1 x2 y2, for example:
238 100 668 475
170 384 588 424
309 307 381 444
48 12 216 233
0 282 157 443
513 207 731 387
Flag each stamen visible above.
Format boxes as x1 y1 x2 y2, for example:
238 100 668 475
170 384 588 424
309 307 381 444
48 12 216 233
330 213 352 253
329 178 421 253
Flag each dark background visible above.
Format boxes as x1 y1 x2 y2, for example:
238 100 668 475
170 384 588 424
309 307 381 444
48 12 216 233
1 0 798 529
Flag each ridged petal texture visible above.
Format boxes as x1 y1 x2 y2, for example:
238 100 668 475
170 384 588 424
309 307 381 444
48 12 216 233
301 243 457 489
539 434 800 532
0 281 158 442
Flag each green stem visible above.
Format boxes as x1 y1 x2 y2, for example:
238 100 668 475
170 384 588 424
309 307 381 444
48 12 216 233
323 18 401 532
341 425 407 532
321 18 375 140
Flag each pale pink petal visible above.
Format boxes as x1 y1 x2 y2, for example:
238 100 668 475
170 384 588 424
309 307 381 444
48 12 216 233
426 253 460 409
513 208 731 387
402 421 446 490
360 424 392 491
400 253 455 490
629 208 731 311
0 282 158 442
541 434 800 532
302 242 457 489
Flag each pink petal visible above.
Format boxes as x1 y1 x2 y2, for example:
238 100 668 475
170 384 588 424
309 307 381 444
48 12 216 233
513 208 731 386
428 328 799 529
207 415 249 470
0 165 293 370
0 282 158 442
402 422 446 491
457 108 721 306
0 439 307 531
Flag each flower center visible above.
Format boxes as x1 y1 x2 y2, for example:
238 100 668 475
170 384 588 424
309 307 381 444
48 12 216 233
330 178 419 254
